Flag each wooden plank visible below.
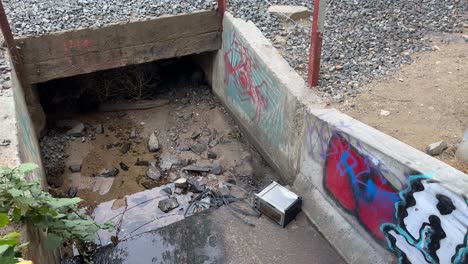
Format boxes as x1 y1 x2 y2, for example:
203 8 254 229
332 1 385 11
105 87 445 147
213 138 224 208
16 10 220 64
23 32 221 84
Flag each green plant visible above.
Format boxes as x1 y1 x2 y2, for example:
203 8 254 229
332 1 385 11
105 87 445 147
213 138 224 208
0 163 113 260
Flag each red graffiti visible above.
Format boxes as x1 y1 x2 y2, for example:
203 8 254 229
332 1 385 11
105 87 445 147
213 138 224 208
63 38 92 57
324 134 399 241
224 33 268 122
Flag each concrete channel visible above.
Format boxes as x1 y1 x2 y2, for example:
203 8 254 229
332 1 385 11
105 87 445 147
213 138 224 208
1 9 467 264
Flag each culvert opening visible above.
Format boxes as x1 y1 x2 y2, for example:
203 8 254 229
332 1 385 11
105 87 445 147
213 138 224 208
36 55 281 259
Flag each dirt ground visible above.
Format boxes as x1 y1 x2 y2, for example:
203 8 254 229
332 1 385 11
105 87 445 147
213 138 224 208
334 34 468 173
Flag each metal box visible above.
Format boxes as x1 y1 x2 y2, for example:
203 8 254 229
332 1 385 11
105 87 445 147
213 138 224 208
254 181 302 227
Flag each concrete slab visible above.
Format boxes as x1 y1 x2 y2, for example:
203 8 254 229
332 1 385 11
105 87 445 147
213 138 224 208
84 207 345 264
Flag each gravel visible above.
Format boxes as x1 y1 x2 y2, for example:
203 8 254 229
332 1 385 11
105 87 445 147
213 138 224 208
4 0 217 37
228 0 467 100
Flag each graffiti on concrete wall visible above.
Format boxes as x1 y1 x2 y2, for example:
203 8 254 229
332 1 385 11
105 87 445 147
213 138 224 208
223 31 284 142
306 113 468 263
381 176 468 264
324 134 399 241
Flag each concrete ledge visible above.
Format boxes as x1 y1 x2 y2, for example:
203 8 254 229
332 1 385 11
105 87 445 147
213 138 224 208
211 12 468 264
17 10 221 84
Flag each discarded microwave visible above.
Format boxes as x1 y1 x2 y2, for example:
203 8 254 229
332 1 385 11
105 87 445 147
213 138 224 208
254 181 302 227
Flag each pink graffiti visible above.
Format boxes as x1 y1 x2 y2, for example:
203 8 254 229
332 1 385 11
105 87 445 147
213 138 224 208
224 32 268 122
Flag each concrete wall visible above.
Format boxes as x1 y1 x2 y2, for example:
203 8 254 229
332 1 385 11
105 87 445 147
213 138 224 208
0 51 58 264
210 13 468 264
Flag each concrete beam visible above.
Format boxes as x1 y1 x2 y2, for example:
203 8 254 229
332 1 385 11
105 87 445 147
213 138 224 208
16 10 221 84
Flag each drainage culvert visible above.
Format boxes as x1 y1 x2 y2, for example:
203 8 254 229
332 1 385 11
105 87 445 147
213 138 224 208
36 55 281 261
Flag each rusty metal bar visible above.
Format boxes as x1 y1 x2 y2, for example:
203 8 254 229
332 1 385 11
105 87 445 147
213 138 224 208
218 0 226 30
0 0 25 85
308 0 326 88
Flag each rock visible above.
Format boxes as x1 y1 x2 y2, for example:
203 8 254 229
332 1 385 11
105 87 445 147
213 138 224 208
146 166 161 181
148 132 160 152
189 178 205 193
174 178 188 189
191 131 201 139
190 143 207 155
67 187 78 198
119 162 129 171
129 127 137 139
161 187 172 196
207 174 217 181
207 150 217 159
174 187 184 195
455 141 468 162
68 164 81 173
267 5 312 21
141 180 159 190
95 124 104 134
98 167 119 177
66 123 85 137
176 142 190 151
210 162 223 175
209 139 219 148
158 197 179 213
160 154 180 171
119 142 131 154
426 141 448 156
380 110 391 116
335 65 344 70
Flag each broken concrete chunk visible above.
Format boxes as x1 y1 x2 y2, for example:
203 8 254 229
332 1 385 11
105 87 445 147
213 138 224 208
66 123 85 137
174 187 184 195
158 197 179 213
160 154 181 171
98 167 119 177
68 164 81 173
95 124 104 134
190 143 207 155
189 178 205 193
148 132 160 152
120 142 131 154
174 178 188 189
267 5 312 21
161 187 172 196
119 162 129 171
146 166 161 181
426 140 448 156
210 162 223 175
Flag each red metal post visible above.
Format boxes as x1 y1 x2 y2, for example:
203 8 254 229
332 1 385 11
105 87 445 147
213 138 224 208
218 0 226 30
308 0 326 88
0 0 25 84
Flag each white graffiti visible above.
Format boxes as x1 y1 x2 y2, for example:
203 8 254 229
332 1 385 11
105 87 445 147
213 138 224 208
382 177 468 264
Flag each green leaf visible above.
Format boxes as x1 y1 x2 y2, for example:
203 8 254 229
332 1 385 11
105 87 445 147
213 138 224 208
0 244 11 254
44 233 62 250
18 164 39 174
0 213 9 228
47 197 82 209
7 189 23 198
1 232 20 240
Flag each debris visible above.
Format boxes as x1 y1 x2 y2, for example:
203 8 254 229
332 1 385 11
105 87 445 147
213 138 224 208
174 187 184 195
267 5 312 21
66 123 85 137
148 132 160 152
210 161 223 175
135 158 149 166
0 139 11 146
158 197 179 213
119 142 131 154
119 162 129 171
207 150 217 159
98 167 119 177
191 130 201 139
161 187 172 196
174 178 188 189
160 154 180 171
68 164 81 173
190 143 207 155
146 166 161 181
380 110 391 116
189 178 205 193
426 140 448 156
129 127 137 139
95 124 104 134
176 142 190 151
455 141 468 162
141 180 159 190
67 187 78 198
182 165 211 172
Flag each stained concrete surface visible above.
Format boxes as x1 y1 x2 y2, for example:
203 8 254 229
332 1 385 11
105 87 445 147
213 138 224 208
84 207 345 264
